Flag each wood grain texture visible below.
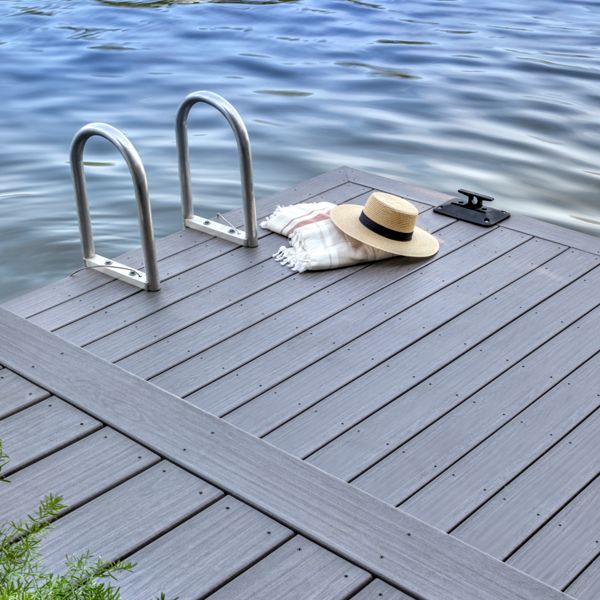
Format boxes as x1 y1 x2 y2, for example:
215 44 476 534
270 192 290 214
0 397 100 475
195 219 505 416
0 368 50 419
2 167 352 319
47 182 371 342
402 352 600 531
266 249 596 460
351 580 415 600
0 427 159 525
567 555 600 600
119 206 448 385
454 372 600 560
508 471 600 590
117 496 292 600
84 187 375 361
226 235 558 436
0 308 571 600
41 460 223 571
207 536 371 600
344 305 599 505
348 259 600 503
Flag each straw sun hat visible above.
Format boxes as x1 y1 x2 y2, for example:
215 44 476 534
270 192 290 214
330 191 439 257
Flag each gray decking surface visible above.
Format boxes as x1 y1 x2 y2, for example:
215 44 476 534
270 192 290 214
1 166 599 599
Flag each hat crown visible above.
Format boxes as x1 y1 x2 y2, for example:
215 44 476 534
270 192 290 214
363 192 417 234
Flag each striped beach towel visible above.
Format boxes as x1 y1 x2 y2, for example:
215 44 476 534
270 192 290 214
261 202 394 272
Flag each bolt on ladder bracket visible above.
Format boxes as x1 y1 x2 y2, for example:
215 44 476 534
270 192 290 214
176 91 258 247
70 123 161 291
434 189 510 227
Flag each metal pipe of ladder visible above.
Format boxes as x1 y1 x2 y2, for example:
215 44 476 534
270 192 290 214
176 91 258 247
70 122 161 291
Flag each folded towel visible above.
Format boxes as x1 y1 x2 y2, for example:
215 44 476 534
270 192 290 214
261 202 394 272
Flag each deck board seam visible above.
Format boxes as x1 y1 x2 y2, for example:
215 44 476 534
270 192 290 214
257 232 553 445
411 355 600 523
502 470 600 569
345 299 600 487
218 224 522 421
71 187 377 350
44 182 366 332
167 219 488 400
0 307 571 600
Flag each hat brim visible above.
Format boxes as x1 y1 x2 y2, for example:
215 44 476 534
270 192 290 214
330 204 439 257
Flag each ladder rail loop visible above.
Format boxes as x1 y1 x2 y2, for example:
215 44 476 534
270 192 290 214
176 91 258 247
70 122 161 291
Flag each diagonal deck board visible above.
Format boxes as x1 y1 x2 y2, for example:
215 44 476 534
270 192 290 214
0 427 158 525
265 251 598 459
402 352 600 530
42 182 372 338
568 556 600 600
454 405 600 560
206 536 372 600
117 497 293 600
0 397 100 475
194 227 534 416
0 367 50 419
0 307 571 600
40 460 223 572
80 188 382 359
508 473 600 590
119 209 456 383
337 305 599 504
224 235 562 435
2 168 353 319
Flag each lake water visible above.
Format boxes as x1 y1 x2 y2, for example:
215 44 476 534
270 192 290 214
1 0 599 303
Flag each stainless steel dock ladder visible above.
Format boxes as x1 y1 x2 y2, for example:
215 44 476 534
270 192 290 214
71 123 161 292
70 92 258 292
176 91 258 247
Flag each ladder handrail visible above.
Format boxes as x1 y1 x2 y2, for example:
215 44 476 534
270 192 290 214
176 91 258 247
70 122 161 291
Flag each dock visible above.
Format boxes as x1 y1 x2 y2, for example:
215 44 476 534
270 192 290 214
1 166 599 599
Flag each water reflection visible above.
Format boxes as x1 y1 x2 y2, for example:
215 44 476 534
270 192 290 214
0 0 599 302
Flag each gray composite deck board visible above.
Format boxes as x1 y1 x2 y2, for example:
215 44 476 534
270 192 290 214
0 427 158 525
454 405 600 560
207 536 371 600
196 224 526 416
265 250 597 460
0 367 50 418
0 397 100 475
59 232 292 347
119 208 455 383
508 474 600 590
352 580 415 600
402 352 600 531
41 460 223 572
335 259 600 499
148 219 489 398
0 308 571 600
225 235 561 435
84 188 380 361
337 304 600 503
2 167 352 319
568 556 600 600
43 182 372 338
117 496 293 600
